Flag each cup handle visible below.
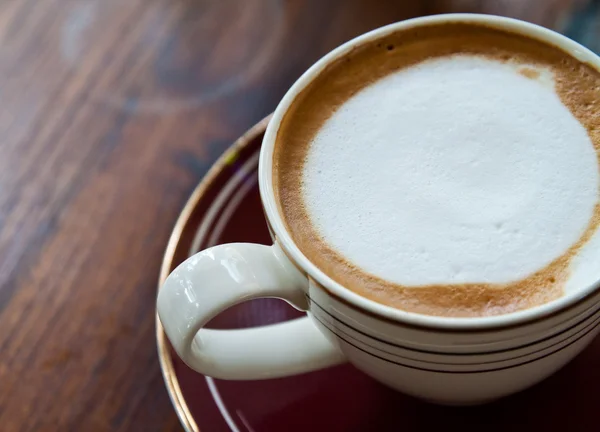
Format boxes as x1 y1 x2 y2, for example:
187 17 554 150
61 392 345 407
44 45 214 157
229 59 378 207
157 242 346 380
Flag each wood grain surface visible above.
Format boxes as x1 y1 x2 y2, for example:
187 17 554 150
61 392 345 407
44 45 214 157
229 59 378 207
0 0 596 431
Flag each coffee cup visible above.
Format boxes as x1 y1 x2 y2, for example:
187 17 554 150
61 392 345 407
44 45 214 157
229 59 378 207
157 14 600 405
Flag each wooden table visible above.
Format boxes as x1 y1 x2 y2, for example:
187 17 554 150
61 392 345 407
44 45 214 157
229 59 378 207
0 0 596 430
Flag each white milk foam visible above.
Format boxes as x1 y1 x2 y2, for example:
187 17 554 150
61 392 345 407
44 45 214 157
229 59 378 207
303 55 599 287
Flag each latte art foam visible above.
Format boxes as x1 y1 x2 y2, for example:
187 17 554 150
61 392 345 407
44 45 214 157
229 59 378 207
274 23 600 317
304 55 598 286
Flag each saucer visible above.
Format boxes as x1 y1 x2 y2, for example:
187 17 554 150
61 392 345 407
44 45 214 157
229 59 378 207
156 116 600 432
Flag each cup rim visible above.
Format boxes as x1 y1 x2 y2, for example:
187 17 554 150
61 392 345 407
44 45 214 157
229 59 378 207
259 13 600 331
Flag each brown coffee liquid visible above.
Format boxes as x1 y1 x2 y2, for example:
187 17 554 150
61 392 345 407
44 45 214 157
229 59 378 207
273 22 600 317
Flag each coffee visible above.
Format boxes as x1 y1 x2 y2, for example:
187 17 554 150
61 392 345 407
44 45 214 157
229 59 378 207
273 22 600 317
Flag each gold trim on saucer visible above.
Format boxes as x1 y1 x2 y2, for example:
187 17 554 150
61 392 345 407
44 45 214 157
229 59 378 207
156 115 272 432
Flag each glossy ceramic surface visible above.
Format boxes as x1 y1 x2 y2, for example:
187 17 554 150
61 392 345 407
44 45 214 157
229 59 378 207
157 117 600 431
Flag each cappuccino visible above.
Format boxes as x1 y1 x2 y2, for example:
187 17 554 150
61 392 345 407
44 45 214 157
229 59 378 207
273 22 600 317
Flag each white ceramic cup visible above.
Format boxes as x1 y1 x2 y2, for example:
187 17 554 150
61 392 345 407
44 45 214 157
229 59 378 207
157 14 600 405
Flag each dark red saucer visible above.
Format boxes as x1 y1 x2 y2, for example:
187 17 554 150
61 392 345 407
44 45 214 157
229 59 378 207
156 116 600 432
